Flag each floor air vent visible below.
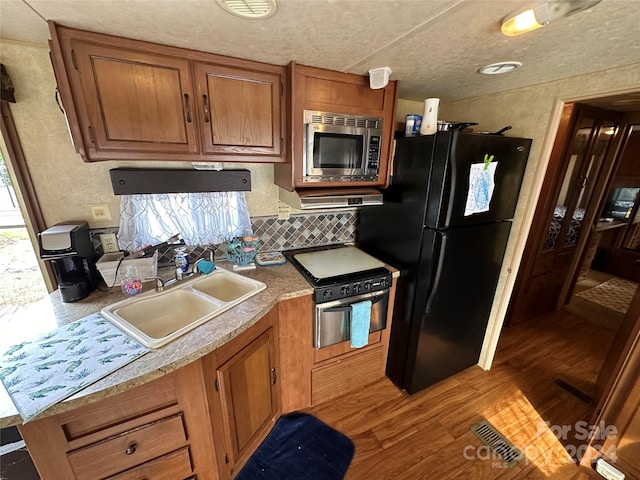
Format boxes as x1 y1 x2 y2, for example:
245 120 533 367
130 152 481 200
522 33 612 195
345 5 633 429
471 419 523 467
553 379 593 403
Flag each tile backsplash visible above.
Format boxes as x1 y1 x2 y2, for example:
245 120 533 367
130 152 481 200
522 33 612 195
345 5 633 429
91 211 359 264
251 211 358 251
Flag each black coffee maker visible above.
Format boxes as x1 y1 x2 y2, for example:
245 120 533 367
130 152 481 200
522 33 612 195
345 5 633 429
38 222 100 302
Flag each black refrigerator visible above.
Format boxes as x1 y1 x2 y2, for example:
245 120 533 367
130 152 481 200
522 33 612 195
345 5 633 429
359 131 532 394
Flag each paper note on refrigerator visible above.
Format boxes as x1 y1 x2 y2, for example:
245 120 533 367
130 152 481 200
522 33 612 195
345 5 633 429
465 162 498 216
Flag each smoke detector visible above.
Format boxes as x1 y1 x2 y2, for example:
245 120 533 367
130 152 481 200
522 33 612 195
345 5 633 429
479 61 523 75
216 0 277 19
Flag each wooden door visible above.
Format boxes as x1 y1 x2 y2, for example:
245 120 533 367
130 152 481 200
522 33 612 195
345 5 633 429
194 62 282 158
72 41 199 157
216 327 278 472
507 104 622 323
582 285 640 477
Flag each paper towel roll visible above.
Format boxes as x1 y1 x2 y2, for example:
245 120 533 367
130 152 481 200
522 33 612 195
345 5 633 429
420 98 439 135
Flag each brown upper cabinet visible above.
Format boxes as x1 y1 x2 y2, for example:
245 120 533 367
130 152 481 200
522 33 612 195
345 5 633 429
49 22 285 163
274 62 398 191
194 62 282 157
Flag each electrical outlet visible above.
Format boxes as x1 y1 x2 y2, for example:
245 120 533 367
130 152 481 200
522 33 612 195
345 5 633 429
100 233 120 253
89 204 112 221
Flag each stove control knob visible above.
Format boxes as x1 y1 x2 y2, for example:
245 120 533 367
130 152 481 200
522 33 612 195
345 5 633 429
381 277 388 287
353 283 361 293
341 286 350 295
323 290 333 300
364 281 371 291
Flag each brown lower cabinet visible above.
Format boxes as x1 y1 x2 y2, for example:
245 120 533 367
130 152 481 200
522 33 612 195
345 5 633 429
18 288 395 480
19 363 215 480
203 310 280 478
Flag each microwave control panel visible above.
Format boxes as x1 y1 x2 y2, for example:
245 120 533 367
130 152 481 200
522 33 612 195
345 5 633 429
368 135 381 170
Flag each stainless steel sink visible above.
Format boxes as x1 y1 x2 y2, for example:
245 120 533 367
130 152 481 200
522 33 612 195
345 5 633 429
100 267 266 348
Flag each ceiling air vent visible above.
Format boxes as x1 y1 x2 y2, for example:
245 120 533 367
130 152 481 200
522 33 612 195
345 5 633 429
479 61 523 75
216 0 277 19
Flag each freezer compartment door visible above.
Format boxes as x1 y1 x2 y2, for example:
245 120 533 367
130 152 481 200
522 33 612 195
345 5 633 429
425 133 531 228
405 221 512 394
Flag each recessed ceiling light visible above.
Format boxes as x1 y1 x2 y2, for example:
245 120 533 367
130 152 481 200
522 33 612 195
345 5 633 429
216 0 277 19
479 62 523 75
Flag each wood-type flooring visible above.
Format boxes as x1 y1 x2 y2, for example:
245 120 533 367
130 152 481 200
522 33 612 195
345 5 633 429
305 310 615 479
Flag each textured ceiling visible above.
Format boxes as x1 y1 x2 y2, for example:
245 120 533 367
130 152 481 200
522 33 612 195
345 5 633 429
1 0 639 103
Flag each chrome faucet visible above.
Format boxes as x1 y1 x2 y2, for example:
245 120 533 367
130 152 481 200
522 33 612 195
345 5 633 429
192 246 216 275
148 276 165 292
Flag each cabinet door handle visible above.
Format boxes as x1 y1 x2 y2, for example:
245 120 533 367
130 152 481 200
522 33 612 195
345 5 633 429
271 367 277 385
54 87 65 114
183 93 192 123
125 443 137 455
577 175 587 190
203 94 210 123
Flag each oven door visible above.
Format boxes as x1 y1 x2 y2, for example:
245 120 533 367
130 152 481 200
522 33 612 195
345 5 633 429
314 289 388 349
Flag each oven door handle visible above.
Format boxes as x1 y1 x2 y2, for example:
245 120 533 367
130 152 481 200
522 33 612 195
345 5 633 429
321 305 352 314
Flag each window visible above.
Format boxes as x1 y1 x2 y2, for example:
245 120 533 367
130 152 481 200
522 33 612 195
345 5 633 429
118 192 251 251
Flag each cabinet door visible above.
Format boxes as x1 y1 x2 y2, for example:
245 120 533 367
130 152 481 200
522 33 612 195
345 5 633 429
216 327 278 471
72 41 199 156
194 62 282 157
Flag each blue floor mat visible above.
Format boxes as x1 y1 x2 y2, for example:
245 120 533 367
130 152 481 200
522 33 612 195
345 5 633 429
236 412 355 480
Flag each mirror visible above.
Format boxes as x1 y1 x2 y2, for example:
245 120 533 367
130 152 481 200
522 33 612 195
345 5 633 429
543 117 596 251
621 205 640 250
609 124 640 251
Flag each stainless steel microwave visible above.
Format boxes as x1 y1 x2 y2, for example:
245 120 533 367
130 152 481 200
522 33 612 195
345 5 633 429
303 110 383 183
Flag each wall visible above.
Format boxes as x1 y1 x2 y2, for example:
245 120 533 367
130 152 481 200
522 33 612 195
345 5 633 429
438 64 640 368
3 38 640 366
0 39 279 230
393 67 640 368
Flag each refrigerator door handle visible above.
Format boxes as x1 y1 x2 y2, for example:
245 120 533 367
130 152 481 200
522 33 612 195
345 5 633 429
424 233 446 314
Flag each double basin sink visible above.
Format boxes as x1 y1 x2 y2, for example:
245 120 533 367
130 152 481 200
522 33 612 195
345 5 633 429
100 267 267 348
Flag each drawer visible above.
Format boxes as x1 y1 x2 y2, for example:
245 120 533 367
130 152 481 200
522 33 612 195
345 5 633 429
312 346 383 405
68 414 187 480
105 447 193 480
59 375 177 442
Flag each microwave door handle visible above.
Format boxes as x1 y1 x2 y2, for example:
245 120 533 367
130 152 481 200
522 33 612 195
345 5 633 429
362 130 369 169
304 123 314 177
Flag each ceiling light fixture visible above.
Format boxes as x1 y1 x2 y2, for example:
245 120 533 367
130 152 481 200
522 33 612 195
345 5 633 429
216 0 277 19
501 0 601 36
479 61 523 75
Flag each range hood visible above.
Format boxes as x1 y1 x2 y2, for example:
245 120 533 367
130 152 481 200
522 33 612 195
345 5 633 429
278 187 383 210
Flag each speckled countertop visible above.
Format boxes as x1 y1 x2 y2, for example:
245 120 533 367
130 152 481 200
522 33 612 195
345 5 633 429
0 261 313 428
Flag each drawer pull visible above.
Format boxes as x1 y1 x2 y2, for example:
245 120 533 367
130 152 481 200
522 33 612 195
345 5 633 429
125 443 138 455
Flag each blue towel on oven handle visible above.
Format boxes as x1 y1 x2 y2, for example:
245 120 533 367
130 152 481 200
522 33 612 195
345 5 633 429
350 300 372 348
